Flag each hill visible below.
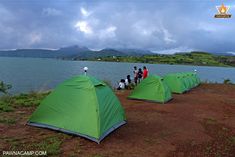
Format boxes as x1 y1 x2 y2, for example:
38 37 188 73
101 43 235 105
0 47 235 67
90 51 235 67
61 48 128 60
0 45 92 58
0 46 149 59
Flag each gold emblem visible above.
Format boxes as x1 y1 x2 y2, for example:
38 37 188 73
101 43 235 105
215 4 232 18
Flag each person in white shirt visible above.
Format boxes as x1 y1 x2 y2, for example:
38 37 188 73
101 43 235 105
125 75 131 89
117 79 125 90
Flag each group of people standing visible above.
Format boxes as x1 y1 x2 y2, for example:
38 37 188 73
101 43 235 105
133 66 148 85
117 66 149 90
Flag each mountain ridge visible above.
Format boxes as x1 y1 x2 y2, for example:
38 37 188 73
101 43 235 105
0 45 234 59
0 45 154 59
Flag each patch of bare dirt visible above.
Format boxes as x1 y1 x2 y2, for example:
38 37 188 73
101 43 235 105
0 84 235 157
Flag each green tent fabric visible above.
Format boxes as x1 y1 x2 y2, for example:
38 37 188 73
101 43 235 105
164 72 200 93
27 75 126 143
186 72 198 87
184 73 194 89
163 73 188 94
194 73 201 85
128 75 172 103
184 72 200 88
181 74 191 90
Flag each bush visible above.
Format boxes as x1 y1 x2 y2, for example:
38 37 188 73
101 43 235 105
0 81 12 94
0 95 14 112
0 101 14 112
223 79 233 84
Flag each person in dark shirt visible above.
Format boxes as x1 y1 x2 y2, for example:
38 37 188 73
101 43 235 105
125 75 131 89
137 68 143 83
133 66 138 85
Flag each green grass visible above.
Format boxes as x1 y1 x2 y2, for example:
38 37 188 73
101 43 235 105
205 117 217 125
0 117 16 124
4 137 22 150
12 91 50 107
4 135 63 156
31 136 62 155
0 91 50 112
229 136 235 144
0 100 14 112
92 155 104 157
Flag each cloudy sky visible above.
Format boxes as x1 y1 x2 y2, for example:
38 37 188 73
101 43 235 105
0 0 235 54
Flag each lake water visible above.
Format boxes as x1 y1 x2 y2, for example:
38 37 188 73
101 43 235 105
1 57 235 94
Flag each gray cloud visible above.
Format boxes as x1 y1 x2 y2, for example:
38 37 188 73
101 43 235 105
0 0 235 53
42 8 62 16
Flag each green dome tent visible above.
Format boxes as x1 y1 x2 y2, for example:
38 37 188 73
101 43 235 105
181 73 193 89
183 72 200 88
187 72 198 87
164 72 200 93
163 73 188 94
128 75 172 103
193 72 201 86
181 74 191 90
27 75 126 143
186 73 195 88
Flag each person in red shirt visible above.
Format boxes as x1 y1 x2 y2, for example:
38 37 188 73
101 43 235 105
143 66 148 79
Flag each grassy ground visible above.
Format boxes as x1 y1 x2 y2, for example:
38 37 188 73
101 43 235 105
0 92 67 156
0 84 235 157
0 92 49 112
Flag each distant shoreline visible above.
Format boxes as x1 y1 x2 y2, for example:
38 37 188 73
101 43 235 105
1 55 235 68
64 52 235 68
80 59 233 68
